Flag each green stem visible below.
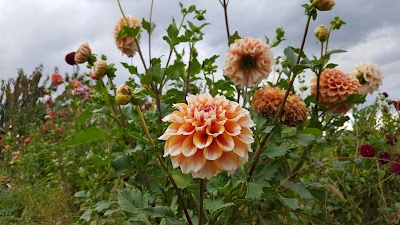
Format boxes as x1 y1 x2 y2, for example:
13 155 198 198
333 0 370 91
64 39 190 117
248 15 312 179
324 26 333 54
221 0 231 41
135 105 193 225
198 179 205 225
148 0 154 67
184 43 193 102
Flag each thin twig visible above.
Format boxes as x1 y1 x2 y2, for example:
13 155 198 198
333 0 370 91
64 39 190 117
198 179 205 225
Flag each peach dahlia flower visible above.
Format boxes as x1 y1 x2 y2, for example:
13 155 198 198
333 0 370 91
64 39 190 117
224 37 273 88
114 16 142 57
350 61 383 95
311 68 360 115
252 86 309 126
159 93 255 179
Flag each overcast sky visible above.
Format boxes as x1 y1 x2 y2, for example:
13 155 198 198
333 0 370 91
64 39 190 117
1 0 399 105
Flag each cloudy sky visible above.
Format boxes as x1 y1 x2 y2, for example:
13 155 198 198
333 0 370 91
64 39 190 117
1 0 399 105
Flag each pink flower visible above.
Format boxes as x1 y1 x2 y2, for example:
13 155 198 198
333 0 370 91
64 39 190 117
224 37 273 88
51 73 64 85
350 61 383 95
159 93 255 179
71 80 83 89
48 110 57 118
24 137 32 145
114 16 142 57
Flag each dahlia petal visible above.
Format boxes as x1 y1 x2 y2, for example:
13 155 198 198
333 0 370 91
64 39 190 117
224 121 241 136
232 136 247 158
238 127 254 144
193 132 213 149
165 135 187 157
206 123 225 137
178 123 195 135
215 151 240 171
186 150 206 172
159 123 180 140
193 161 219 179
216 132 234 151
181 134 197 157
203 141 224 160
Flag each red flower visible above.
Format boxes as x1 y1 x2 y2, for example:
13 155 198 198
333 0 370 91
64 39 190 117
24 137 32 145
378 152 391 164
391 162 400 175
65 52 76 65
51 73 64 85
392 101 400 110
71 79 83 89
45 99 53 105
48 110 57 118
359 144 376 157
0 137 2 147
59 112 67 117
54 127 64 133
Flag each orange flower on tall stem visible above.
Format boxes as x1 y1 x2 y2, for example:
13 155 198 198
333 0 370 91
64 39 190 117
114 16 142 57
159 93 255 179
223 37 273 88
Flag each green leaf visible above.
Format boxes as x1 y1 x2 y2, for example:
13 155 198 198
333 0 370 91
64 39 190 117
284 47 297 66
95 201 114 212
298 127 322 136
123 25 141 38
111 155 133 175
228 31 241 46
118 188 150 214
116 29 128 42
203 199 224 213
142 18 156 35
62 127 107 147
263 144 289 159
78 110 93 125
292 134 317 146
120 128 150 145
283 181 313 200
166 19 179 47
292 64 309 75
280 196 300 210
171 170 195 189
333 94 366 106
209 202 235 223
121 62 138 75
246 179 270 199
80 209 94 222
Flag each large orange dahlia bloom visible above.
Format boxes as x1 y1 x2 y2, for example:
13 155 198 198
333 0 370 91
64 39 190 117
224 37 273 88
159 93 255 179
114 16 141 57
252 86 309 126
311 68 360 115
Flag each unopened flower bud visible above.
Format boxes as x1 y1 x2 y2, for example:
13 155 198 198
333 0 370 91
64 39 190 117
116 84 132 105
314 25 329 42
382 92 388 98
94 60 108 78
74 42 92 64
311 0 336 11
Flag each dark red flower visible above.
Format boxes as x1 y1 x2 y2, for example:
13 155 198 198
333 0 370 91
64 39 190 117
65 52 76 65
45 99 53 105
378 152 391 164
391 162 400 175
359 144 376 157
382 92 388 98
392 101 400 110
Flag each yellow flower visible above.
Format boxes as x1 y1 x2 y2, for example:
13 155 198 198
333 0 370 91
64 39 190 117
224 37 273 88
116 84 132 105
311 68 360 115
159 93 255 179
252 86 309 126
114 16 142 57
74 42 92 64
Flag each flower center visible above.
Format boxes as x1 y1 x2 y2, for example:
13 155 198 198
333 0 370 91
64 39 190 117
241 55 256 70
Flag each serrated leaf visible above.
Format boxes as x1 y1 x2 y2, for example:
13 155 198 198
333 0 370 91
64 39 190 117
228 31 241 46
280 196 300 210
95 201 114 212
246 179 270 199
283 181 313 200
209 202 235 223
121 62 138 75
263 144 289 159
292 134 317 146
298 127 322 136
62 127 107 147
284 47 297 66
111 155 133 175
120 128 150 144
142 18 156 35
118 188 149 214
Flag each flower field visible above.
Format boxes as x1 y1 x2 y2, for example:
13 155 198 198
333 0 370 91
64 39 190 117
1 0 400 224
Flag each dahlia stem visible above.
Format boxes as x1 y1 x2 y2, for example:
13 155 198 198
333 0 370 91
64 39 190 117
184 43 193 102
136 105 155 146
324 26 333 54
248 15 312 179
221 0 231 42
148 0 154 67
198 179 205 225
135 105 193 225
